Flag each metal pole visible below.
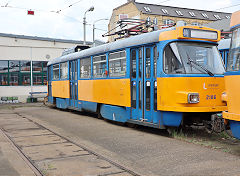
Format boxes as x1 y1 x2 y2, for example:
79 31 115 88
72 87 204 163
92 18 108 47
83 6 94 45
83 15 86 45
93 23 95 47
30 47 33 96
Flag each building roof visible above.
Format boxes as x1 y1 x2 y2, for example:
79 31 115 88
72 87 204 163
204 19 231 32
132 2 231 21
0 33 93 45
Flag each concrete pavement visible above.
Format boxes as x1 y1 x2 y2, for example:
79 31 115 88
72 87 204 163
0 105 137 176
0 109 36 176
1 103 240 176
14 104 240 176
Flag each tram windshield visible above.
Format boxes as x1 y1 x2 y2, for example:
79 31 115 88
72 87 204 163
164 42 225 75
227 27 240 71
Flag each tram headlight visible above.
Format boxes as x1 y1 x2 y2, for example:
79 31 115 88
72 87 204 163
188 93 199 104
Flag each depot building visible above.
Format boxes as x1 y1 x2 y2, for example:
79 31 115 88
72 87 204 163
0 33 91 103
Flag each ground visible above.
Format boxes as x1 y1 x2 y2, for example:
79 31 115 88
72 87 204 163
0 103 240 176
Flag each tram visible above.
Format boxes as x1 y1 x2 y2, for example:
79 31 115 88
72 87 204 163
222 11 240 139
47 23 226 130
218 38 230 66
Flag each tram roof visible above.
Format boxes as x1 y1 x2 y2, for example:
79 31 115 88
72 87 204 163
47 27 174 66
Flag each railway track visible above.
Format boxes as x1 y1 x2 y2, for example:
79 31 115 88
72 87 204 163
0 112 140 176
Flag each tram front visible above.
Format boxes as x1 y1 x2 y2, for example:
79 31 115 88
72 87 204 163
157 26 226 129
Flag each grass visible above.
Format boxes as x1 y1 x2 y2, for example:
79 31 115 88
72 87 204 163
170 128 232 151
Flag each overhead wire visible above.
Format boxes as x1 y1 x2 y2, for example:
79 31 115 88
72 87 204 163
215 3 240 11
159 0 172 4
55 0 85 13
0 5 84 23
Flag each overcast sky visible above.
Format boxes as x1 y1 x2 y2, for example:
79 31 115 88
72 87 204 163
0 0 239 42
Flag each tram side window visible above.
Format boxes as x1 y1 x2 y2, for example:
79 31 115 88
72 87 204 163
146 48 151 78
154 46 157 78
93 55 107 78
164 45 184 74
53 64 59 80
131 50 136 78
80 57 91 78
60 62 68 79
109 51 126 77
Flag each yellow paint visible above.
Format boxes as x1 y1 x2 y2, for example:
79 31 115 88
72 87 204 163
52 80 70 98
78 79 131 107
157 77 226 112
222 75 240 121
159 26 221 42
230 10 240 28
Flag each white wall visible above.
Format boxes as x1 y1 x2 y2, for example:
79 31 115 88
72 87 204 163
0 36 82 61
0 86 47 103
0 35 85 103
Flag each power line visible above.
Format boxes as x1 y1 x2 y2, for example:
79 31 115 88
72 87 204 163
159 0 172 3
0 5 84 23
215 3 240 11
55 0 85 13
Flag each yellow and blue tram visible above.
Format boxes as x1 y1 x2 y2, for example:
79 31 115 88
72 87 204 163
222 11 240 139
47 25 226 130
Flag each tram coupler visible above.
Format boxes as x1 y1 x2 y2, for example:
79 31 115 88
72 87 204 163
211 113 225 133
203 113 224 133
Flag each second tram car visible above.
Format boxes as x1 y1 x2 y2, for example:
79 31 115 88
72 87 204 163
222 11 240 139
47 24 226 130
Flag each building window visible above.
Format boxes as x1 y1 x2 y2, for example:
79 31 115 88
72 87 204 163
22 74 30 85
0 61 9 85
176 10 183 16
214 14 221 20
119 14 128 20
20 61 31 72
153 17 158 25
202 13 208 18
189 12 196 17
9 61 20 86
33 61 42 72
144 6 151 12
60 62 68 79
163 19 174 25
0 60 47 86
33 61 47 85
0 74 8 86
109 50 126 77
191 22 200 26
9 73 19 86
9 61 20 73
33 74 42 85
93 55 107 78
52 64 59 80
0 61 8 73
162 9 168 14
80 57 91 78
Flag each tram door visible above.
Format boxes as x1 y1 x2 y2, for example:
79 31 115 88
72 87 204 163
69 60 78 108
47 66 52 97
131 46 157 123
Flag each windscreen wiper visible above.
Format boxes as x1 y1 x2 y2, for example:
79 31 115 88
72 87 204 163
186 53 214 77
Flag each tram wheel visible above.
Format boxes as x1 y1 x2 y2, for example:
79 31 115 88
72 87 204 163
126 122 138 128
